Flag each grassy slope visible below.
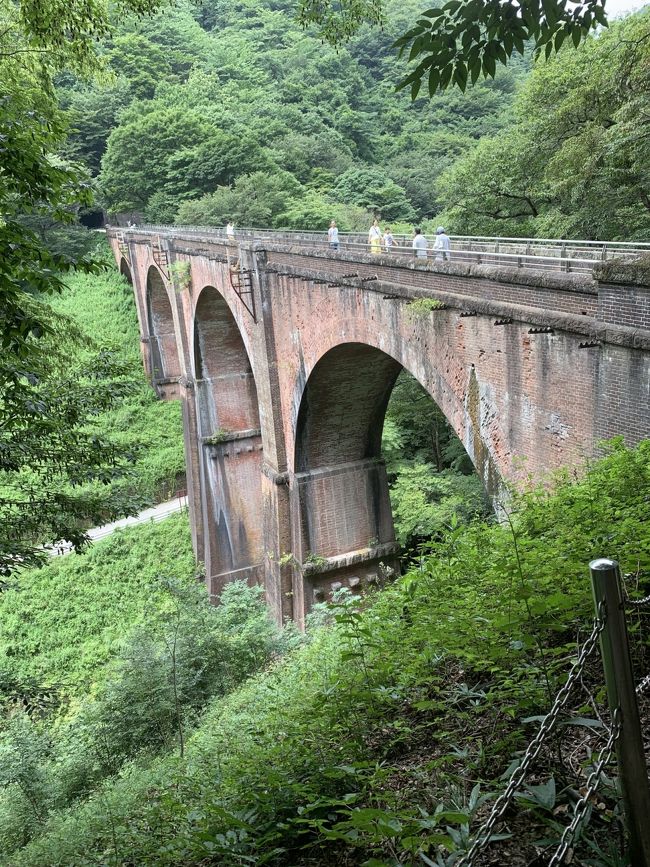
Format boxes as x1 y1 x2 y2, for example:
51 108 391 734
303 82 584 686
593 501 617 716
11 440 650 867
52 260 185 503
0 513 195 697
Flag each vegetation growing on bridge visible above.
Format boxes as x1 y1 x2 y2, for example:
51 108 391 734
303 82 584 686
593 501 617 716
1 440 648 865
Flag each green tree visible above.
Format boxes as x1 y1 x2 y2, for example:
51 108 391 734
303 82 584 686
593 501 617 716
168 132 269 194
0 0 165 575
438 129 543 235
59 81 133 174
108 33 174 100
332 167 416 221
389 464 487 546
176 170 304 227
437 12 650 240
276 191 341 230
100 107 213 213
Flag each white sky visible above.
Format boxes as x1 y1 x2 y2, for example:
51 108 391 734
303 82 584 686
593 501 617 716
606 0 648 16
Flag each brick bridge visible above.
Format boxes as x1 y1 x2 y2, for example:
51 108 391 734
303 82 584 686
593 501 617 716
108 226 650 626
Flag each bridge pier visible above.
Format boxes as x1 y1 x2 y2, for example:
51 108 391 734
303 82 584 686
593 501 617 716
260 467 294 624
289 458 399 624
179 378 205 563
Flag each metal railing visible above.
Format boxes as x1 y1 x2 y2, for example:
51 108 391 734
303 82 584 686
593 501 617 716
112 224 650 276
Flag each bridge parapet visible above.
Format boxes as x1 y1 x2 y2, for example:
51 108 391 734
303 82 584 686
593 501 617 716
111 226 650 340
121 224 650 275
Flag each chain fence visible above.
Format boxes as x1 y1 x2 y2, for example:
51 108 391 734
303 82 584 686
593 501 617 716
637 673 650 698
624 584 650 698
456 604 615 867
548 707 621 867
626 593 650 609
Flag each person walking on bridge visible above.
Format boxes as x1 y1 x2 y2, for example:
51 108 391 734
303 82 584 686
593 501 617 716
368 219 382 255
226 221 235 239
412 227 428 259
433 226 450 262
328 219 339 251
383 227 395 252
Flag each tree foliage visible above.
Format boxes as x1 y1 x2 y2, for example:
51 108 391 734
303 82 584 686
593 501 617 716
4 440 649 865
0 513 291 852
438 11 650 240
0 0 166 573
383 372 487 549
52 0 523 225
299 0 608 96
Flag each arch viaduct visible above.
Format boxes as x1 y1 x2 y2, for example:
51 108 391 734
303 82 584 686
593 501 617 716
108 226 650 627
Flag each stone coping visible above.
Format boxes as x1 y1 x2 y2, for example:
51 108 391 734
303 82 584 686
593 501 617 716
302 542 400 576
594 254 650 288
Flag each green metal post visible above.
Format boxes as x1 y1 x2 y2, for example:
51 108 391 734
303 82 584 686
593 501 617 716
590 558 650 867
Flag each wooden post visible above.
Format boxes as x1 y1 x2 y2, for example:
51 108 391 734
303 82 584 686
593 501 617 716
590 558 650 867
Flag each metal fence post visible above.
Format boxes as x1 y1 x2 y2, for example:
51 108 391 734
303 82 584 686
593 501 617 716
590 558 650 867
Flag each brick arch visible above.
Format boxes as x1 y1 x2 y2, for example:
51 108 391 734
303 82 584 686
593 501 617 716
291 341 480 608
146 266 181 385
192 285 263 596
192 286 260 431
293 340 477 477
119 258 133 285
295 343 402 472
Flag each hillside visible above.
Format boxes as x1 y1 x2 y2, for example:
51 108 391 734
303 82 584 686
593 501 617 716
52 262 185 506
59 0 523 229
56 0 650 239
1 440 648 865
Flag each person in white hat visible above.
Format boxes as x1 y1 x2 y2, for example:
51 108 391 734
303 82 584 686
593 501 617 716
433 226 450 262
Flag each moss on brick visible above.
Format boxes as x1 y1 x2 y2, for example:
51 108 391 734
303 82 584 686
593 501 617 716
594 254 650 287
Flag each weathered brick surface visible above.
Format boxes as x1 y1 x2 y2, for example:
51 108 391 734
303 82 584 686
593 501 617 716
108 230 650 626
598 283 650 330
266 248 599 317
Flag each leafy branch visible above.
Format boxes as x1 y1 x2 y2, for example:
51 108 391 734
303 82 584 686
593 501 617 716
394 0 608 98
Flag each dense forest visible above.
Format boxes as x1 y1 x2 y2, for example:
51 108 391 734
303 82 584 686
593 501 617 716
60 0 521 231
57 1 650 239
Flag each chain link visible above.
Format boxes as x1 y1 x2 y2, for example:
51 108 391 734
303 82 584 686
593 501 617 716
548 707 621 866
636 673 650 697
626 593 650 609
455 604 606 867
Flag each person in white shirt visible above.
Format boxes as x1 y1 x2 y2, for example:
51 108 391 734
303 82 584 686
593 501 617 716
226 221 235 239
433 226 451 262
383 227 395 252
328 220 339 250
412 227 428 259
